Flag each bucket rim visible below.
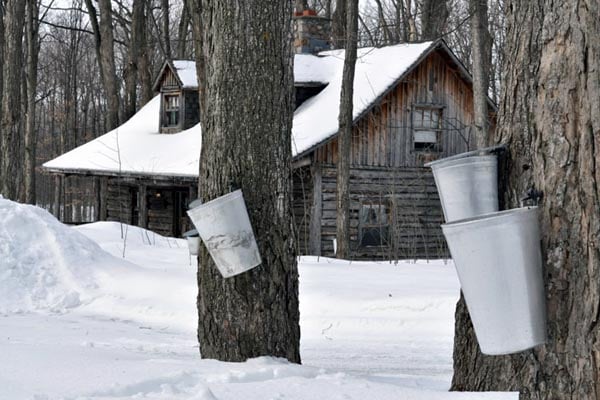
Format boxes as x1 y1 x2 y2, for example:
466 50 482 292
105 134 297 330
424 144 506 167
442 206 538 229
187 189 244 215
427 154 497 171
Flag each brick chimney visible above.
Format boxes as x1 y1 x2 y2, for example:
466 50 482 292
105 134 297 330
293 8 332 55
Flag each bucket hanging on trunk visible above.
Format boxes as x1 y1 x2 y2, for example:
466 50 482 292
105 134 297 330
187 190 262 278
441 207 547 355
426 154 498 223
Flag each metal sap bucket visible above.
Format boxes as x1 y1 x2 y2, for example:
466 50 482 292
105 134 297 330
442 207 546 355
426 154 498 222
187 190 262 278
183 229 201 256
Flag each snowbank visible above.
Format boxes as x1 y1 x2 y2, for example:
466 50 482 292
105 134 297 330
0 205 518 399
0 199 130 313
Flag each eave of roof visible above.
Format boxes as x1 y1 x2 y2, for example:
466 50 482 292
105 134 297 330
292 39 497 160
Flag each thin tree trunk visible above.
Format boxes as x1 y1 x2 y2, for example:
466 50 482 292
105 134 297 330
195 0 301 363
332 0 346 48
125 0 145 120
187 0 205 117
373 0 391 45
84 0 120 131
176 1 190 59
420 0 449 40
0 0 26 200
161 0 171 59
452 1 600 398
24 0 40 204
469 0 491 148
336 0 358 259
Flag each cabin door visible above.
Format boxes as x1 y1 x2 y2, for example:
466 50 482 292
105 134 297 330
173 189 189 237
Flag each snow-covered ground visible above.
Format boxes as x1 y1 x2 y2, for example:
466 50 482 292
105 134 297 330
0 199 516 399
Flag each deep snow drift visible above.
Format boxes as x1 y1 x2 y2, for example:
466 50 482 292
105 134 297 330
0 199 516 399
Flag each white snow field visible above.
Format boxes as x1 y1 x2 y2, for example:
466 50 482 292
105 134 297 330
0 199 517 400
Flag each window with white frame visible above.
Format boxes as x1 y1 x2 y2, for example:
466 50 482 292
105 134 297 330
163 94 180 128
412 105 443 152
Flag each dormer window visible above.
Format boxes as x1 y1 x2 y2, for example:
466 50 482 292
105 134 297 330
154 60 200 134
164 94 180 127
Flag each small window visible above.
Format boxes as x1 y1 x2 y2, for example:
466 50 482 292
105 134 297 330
164 94 180 127
359 203 389 247
412 106 443 152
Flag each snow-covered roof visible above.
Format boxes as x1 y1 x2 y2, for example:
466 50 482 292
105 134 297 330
44 41 443 178
294 53 339 84
292 42 433 156
44 96 201 178
159 55 338 91
172 60 198 89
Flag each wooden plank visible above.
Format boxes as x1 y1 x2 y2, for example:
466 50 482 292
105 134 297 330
308 163 322 256
139 184 148 229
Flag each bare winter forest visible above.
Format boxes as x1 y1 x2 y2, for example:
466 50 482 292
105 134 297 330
0 0 504 222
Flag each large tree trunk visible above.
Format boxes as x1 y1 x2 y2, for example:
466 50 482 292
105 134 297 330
0 0 26 200
336 0 358 259
195 0 301 363
469 0 491 148
452 1 600 399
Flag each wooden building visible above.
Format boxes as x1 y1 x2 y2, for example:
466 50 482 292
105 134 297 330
292 40 495 259
44 60 202 238
43 38 495 260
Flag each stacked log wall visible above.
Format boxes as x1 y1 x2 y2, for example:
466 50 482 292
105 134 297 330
318 165 448 259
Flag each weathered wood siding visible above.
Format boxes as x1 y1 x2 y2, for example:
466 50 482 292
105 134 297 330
313 50 477 167
183 90 200 129
106 179 195 238
291 49 489 260
106 181 134 225
292 166 313 254
160 67 180 90
317 165 448 259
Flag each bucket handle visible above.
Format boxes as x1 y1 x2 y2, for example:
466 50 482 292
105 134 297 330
520 187 544 207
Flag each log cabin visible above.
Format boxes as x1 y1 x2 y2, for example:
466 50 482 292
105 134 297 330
43 12 495 260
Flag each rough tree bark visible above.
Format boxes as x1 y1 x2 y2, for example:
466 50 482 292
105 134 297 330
452 1 600 399
420 0 449 40
332 0 346 48
0 0 26 200
469 0 491 148
24 0 40 204
85 0 120 131
336 0 358 259
161 0 171 60
124 0 145 120
194 1 301 363
176 2 190 59
294 0 308 14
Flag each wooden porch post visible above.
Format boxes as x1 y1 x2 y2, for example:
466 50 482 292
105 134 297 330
138 184 148 229
99 177 108 221
53 175 62 220
308 163 322 255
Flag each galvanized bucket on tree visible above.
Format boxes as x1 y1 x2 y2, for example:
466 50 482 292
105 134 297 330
182 229 201 256
426 154 498 222
187 190 262 278
442 207 547 355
